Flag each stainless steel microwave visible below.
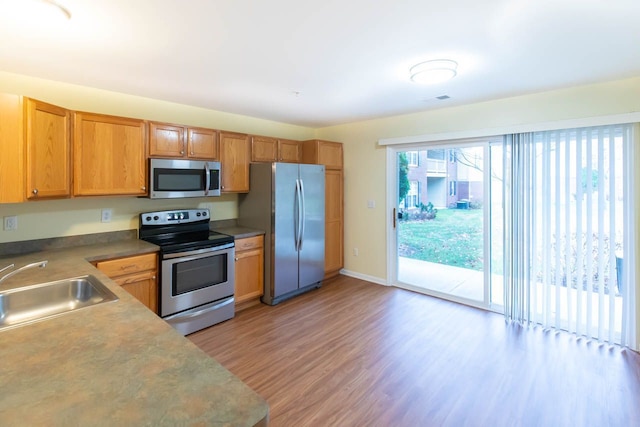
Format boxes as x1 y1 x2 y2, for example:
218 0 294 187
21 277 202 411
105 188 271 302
149 159 221 199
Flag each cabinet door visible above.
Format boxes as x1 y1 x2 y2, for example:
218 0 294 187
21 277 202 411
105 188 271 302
219 131 250 192
251 136 278 162
302 140 343 169
25 99 71 199
112 270 158 314
0 94 24 203
324 169 343 277
188 127 218 159
278 139 301 163
74 113 147 196
235 246 264 304
149 122 185 157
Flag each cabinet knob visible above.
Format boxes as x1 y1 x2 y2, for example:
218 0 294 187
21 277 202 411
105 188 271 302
180 150 184 155
32 189 38 195
234 258 239 261
141 186 146 191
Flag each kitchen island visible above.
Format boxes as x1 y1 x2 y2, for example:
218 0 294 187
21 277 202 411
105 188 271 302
0 240 269 426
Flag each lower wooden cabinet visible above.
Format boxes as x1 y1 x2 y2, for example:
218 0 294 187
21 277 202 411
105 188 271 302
324 169 344 278
95 252 158 313
234 235 264 309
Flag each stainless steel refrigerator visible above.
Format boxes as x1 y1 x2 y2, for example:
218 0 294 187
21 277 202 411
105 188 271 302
238 162 325 305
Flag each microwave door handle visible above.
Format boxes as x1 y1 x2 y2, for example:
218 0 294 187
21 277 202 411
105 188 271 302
204 162 211 196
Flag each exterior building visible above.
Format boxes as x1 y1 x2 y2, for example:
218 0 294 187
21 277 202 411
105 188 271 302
401 147 484 210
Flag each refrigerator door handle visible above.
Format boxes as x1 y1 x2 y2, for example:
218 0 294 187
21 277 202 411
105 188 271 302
299 178 306 251
295 178 303 251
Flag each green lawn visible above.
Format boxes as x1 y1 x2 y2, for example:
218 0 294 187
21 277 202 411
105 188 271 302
398 208 484 271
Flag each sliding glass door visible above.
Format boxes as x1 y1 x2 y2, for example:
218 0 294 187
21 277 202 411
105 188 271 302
394 142 500 309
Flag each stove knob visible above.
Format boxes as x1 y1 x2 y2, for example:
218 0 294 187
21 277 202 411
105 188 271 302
196 212 201 217
202 211 208 217
153 215 159 221
145 216 151 222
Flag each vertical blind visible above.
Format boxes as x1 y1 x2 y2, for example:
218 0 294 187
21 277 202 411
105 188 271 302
503 124 636 347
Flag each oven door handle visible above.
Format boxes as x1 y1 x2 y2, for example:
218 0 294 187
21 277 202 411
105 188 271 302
164 297 234 322
162 243 235 260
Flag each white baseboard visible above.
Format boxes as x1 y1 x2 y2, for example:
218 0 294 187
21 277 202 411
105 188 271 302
339 269 388 286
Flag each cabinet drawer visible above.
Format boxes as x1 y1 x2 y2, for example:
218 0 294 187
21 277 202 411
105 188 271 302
235 235 264 252
95 253 157 278
111 269 156 287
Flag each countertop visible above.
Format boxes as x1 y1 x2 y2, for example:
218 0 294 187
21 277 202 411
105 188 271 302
212 225 264 240
0 240 269 426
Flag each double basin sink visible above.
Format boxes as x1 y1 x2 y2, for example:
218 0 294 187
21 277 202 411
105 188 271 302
0 275 118 331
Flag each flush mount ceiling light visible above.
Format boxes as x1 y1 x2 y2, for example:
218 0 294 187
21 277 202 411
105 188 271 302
39 0 71 19
410 59 458 85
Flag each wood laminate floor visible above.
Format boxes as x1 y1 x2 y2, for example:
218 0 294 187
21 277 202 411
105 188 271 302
188 275 640 427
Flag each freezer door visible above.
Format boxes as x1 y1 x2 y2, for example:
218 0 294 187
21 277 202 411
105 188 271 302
273 163 301 298
298 164 325 288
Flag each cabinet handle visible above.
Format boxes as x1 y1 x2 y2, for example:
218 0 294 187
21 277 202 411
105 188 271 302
120 264 137 271
32 189 38 195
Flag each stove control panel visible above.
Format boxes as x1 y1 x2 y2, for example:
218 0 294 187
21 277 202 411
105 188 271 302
140 209 209 226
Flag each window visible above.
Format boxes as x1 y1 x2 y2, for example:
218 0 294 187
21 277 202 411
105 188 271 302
407 151 419 167
449 180 457 196
448 150 456 163
407 181 419 207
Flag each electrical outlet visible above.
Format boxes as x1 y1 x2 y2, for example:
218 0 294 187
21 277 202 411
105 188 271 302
367 200 376 209
353 248 359 256
101 209 113 223
4 216 18 231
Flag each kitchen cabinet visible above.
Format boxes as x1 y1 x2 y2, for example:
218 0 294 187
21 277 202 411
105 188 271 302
74 112 147 196
95 252 158 313
301 139 343 170
251 135 300 163
149 122 218 160
25 99 72 200
0 95 71 202
324 169 344 278
219 131 250 193
302 139 344 279
234 235 264 309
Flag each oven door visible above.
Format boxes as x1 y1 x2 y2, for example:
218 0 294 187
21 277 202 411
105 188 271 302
160 244 234 317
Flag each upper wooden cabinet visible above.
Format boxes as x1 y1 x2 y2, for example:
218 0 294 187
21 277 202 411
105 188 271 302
149 122 218 160
74 112 147 196
219 131 250 193
25 99 72 200
0 95 71 203
0 94 25 203
251 136 300 163
302 139 343 169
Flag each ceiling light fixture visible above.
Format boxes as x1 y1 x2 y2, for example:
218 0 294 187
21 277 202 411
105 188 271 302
38 0 71 19
410 59 458 85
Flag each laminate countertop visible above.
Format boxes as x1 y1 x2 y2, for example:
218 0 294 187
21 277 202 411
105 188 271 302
0 240 269 426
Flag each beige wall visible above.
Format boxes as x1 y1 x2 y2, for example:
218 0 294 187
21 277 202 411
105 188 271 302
317 76 640 282
0 71 316 244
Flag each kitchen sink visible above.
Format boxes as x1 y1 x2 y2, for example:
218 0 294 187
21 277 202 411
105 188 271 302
0 275 118 331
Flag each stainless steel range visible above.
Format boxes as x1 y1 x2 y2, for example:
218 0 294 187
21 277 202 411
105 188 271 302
139 208 235 335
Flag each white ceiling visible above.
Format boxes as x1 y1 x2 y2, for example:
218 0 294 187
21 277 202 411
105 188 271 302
0 0 639 127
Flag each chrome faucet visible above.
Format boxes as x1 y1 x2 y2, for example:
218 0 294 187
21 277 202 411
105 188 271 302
0 260 48 284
